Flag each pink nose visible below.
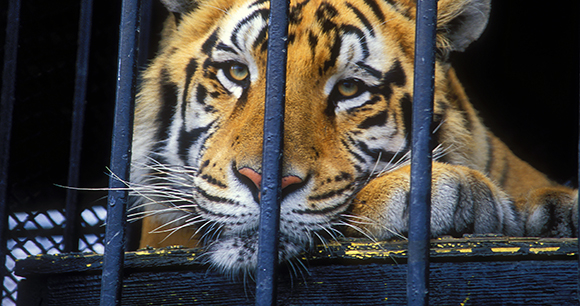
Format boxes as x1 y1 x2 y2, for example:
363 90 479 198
238 167 303 191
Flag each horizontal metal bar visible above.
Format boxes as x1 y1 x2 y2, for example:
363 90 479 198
407 0 437 305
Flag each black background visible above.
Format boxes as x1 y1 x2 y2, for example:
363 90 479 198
0 0 578 212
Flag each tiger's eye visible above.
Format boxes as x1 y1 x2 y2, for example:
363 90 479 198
229 63 249 81
337 80 359 97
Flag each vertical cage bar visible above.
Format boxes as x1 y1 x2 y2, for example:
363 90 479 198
99 0 140 305
255 0 289 304
0 0 21 285
407 0 437 305
64 0 94 253
137 0 152 69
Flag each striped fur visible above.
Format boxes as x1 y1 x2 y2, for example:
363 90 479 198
131 0 577 274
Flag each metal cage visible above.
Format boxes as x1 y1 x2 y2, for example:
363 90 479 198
1 0 579 305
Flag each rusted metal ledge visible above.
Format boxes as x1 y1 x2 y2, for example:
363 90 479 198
15 237 578 305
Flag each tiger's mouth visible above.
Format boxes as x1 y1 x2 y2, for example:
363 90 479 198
193 166 350 274
129 159 362 274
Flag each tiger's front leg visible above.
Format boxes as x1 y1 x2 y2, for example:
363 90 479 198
347 162 524 239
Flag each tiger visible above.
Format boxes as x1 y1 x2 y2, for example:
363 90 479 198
130 0 578 275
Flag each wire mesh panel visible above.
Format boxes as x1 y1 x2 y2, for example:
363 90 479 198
4 206 106 305
0 0 121 304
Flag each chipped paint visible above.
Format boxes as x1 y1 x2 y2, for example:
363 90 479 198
344 249 405 259
491 247 520 253
529 247 560 254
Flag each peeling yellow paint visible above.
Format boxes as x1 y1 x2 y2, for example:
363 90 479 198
434 248 472 253
529 247 560 254
344 249 405 258
491 247 520 253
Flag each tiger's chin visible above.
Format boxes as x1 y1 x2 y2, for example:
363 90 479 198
138 214 311 276
204 231 306 276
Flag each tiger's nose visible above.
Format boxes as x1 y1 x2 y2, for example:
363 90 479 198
238 167 303 190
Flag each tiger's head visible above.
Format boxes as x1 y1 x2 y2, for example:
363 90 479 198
131 0 491 274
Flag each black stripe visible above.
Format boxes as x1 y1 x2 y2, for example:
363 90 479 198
324 35 342 73
358 110 387 129
195 188 238 212
308 31 318 58
353 95 381 111
342 25 369 59
453 183 475 235
201 30 219 55
383 60 406 87
307 185 354 202
288 32 296 45
498 156 510 187
400 93 413 146
288 0 309 25
357 61 382 79
342 137 366 164
366 60 406 105
361 0 385 22
196 84 208 105
178 124 212 164
215 42 238 54
182 58 199 119
249 0 268 8
156 68 179 144
316 2 339 20
231 9 269 50
346 3 375 36
356 140 406 164
200 174 227 188
252 26 268 52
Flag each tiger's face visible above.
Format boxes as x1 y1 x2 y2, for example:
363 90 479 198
132 0 491 274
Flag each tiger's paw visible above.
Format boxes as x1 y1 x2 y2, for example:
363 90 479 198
346 162 523 240
516 186 578 237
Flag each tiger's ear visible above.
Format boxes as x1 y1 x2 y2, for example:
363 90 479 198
160 0 198 13
157 0 199 50
436 0 491 53
159 0 201 37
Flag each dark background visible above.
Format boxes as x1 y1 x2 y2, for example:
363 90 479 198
0 0 578 213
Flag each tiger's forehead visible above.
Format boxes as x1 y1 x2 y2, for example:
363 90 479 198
211 0 407 80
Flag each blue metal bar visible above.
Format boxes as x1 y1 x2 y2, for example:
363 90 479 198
407 0 437 305
255 0 289 304
137 0 152 69
64 0 94 254
99 0 140 305
0 0 21 286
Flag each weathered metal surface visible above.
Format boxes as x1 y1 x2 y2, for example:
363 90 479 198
15 237 578 305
